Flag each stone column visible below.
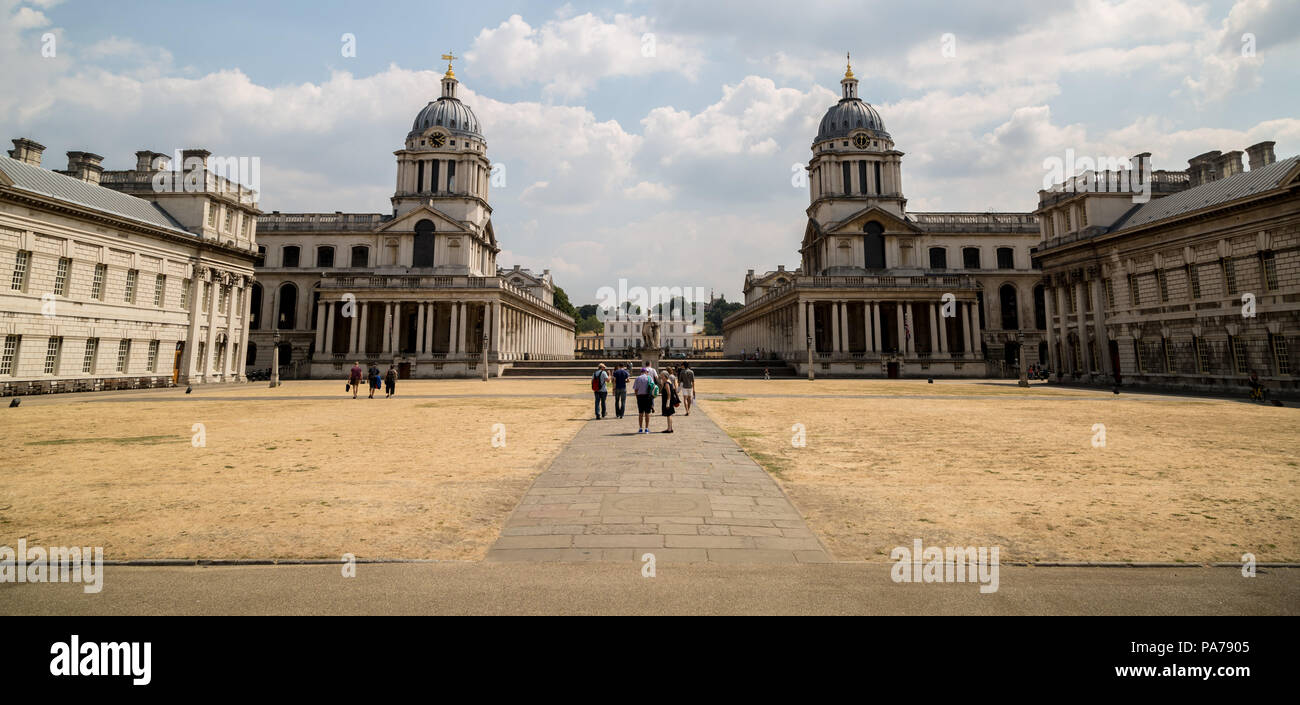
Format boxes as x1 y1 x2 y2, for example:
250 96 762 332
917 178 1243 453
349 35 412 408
969 299 982 359
896 303 906 355
416 303 426 355
204 274 219 380
381 302 393 355
238 278 252 379
863 303 873 353
871 302 881 354
929 303 939 354
937 301 948 354
962 302 974 356
491 301 501 357
839 302 849 353
458 302 467 355
905 302 916 354
1055 287 1070 373
324 302 335 355
831 301 841 355
315 301 327 353
448 302 458 355
350 302 362 355
1075 280 1091 375
1044 287 1059 374
358 302 369 356
1090 279 1110 377
182 268 205 381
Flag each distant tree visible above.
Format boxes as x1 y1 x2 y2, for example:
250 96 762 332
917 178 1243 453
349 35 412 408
705 296 744 335
553 286 578 318
576 304 598 319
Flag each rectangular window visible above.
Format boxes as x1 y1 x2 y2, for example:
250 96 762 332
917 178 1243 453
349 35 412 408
1128 274 1139 307
43 336 61 374
11 250 30 291
124 269 138 303
841 162 852 194
82 337 98 374
1067 286 1076 314
1104 279 1115 309
1156 270 1169 302
91 264 106 300
1272 335 1290 375
218 283 228 314
242 215 251 236
224 209 233 232
1188 264 1201 299
196 342 205 371
1262 251 1279 291
147 340 159 372
1230 335 1247 375
202 282 211 310
874 162 882 195
208 204 217 226
1195 336 1210 373
962 248 980 270
116 339 131 373
1072 340 1082 373
431 161 440 192
1 335 19 375
1079 205 1088 227
181 278 191 309
1063 208 1072 232
1161 338 1173 373
857 161 868 195
1222 258 1238 295
212 342 222 370
447 160 456 191
417 159 424 192
1133 341 1144 374
54 257 70 296
996 248 1015 269
154 274 166 307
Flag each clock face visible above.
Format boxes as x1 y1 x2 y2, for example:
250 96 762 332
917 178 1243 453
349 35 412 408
853 133 869 149
430 133 446 148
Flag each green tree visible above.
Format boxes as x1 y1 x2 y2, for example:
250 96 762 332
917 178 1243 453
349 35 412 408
705 296 744 335
553 286 578 318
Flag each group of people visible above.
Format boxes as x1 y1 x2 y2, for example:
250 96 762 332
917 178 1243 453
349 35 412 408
347 362 398 399
591 361 696 434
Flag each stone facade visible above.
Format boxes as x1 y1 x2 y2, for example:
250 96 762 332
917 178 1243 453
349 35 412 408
1033 143 1300 397
724 59 1045 377
0 140 259 393
250 62 575 378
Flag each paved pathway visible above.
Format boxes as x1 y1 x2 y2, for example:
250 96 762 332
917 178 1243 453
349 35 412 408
486 402 831 564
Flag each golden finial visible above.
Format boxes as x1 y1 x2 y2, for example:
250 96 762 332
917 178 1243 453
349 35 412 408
844 52 855 80
441 52 458 79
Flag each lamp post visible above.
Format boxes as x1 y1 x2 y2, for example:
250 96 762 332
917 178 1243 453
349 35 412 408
481 332 489 381
270 331 280 388
1017 331 1029 388
806 334 815 381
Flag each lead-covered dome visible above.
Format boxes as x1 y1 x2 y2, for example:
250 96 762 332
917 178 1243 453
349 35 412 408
815 98 889 143
409 97 481 140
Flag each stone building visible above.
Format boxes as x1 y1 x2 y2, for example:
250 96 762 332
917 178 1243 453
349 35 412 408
0 139 259 393
1032 142 1299 396
251 60 574 378
602 312 700 357
723 59 1044 377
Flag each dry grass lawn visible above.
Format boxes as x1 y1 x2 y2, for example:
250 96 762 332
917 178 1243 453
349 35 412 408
0 380 587 560
700 380 1300 563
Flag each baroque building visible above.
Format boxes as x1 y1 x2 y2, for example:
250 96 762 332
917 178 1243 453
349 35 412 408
0 139 259 393
723 58 1044 377
251 59 574 378
1033 143 1299 396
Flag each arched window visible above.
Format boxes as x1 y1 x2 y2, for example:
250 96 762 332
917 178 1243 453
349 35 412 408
246 342 257 366
996 247 1015 269
316 246 335 268
1000 284 1019 330
929 247 947 270
413 219 436 268
350 246 369 268
1033 284 1047 330
277 283 297 330
863 221 886 270
282 246 300 268
248 282 263 330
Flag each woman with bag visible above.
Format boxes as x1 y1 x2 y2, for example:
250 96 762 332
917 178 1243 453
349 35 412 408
658 370 677 433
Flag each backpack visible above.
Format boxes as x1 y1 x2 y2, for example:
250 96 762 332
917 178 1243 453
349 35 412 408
591 371 603 391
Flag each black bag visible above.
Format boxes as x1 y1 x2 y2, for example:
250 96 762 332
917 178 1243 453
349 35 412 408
345 383 350 392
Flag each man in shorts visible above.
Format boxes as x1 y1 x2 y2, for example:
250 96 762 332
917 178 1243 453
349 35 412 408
678 362 696 415
633 367 655 434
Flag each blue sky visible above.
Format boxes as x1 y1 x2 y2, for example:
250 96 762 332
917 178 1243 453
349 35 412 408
3 0 1299 304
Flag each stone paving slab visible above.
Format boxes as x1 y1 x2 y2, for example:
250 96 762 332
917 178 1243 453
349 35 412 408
486 402 832 564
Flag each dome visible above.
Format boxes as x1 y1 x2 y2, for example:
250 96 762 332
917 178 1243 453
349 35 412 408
408 96 482 140
815 98 889 143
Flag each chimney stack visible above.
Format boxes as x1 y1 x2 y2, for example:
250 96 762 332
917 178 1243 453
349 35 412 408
1187 151 1221 187
1215 150 1244 179
134 149 168 172
8 138 45 166
65 151 105 185
1132 152 1152 177
180 148 211 171
1246 141 1276 170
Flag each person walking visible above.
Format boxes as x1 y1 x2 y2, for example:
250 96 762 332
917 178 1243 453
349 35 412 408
678 362 695 415
384 365 397 398
348 362 362 399
367 363 381 399
612 362 630 419
659 369 677 433
633 366 655 433
591 363 609 419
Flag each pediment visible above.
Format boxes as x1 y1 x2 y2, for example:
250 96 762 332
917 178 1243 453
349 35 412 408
377 204 469 234
827 205 920 234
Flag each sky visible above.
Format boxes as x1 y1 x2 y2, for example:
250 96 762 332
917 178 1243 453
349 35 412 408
3 0 1299 305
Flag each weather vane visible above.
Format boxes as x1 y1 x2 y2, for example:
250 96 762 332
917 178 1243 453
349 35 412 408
441 51 458 77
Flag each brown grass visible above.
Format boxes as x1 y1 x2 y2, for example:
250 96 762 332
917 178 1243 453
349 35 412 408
0 380 587 560
701 380 1300 563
